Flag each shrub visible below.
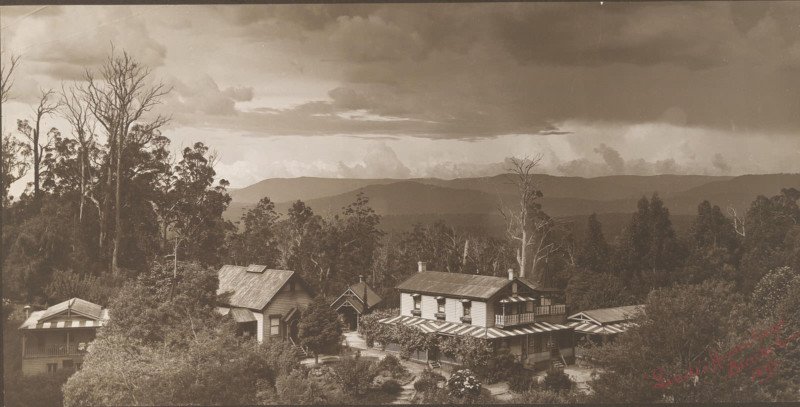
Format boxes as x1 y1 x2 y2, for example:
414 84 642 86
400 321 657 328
507 366 535 393
414 368 445 393
447 369 482 399
4 370 72 407
332 356 378 396
380 379 403 395
483 346 520 383
262 340 301 377
509 388 574 404
377 354 409 379
299 297 344 363
275 369 325 405
359 309 398 348
542 367 574 392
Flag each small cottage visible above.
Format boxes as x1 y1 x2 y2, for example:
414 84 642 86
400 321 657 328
18 298 109 376
330 275 383 331
217 264 314 344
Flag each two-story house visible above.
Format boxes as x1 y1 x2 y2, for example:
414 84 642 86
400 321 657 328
18 298 109 376
216 264 314 344
380 262 575 370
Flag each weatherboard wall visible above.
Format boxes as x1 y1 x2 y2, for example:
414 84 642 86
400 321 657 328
399 292 490 328
260 281 312 342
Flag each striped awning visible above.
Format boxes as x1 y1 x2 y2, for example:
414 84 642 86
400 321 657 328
23 319 107 330
20 308 109 330
568 321 635 335
378 315 571 339
499 295 536 303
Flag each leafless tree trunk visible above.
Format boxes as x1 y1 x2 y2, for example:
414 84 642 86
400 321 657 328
60 83 97 224
18 89 60 200
498 155 543 281
81 48 171 274
728 206 746 237
1 54 21 202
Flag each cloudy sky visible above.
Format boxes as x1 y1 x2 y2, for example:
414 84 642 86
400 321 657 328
2 2 800 195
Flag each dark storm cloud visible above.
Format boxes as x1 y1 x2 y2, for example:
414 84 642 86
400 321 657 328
190 2 800 139
7 3 800 140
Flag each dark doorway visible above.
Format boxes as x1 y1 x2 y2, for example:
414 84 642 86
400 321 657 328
288 319 299 342
339 306 359 331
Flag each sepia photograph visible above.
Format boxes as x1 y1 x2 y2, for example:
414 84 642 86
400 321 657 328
2 1 800 405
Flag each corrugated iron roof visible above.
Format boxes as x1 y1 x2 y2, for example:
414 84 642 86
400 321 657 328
40 298 103 321
396 271 513 300
230 308 257 323
568 305 644 325
517 277 562 293
217 265 295 311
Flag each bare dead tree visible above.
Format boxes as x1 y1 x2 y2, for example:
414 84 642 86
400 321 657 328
728 206 746 237
81 48 171 274
1 53 20 104
61 83 99 223
18 88 61 200
1 53 23 203
498 154 544 280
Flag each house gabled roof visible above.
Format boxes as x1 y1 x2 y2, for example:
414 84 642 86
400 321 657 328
41 298 103 321
19 298 108 330
396 271 536 301
217 265 298 311
336 298 365 314
568 305 644 325
332 282 382 310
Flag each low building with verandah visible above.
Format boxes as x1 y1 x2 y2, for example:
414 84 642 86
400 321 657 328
566 304 644 361
18 298 109 376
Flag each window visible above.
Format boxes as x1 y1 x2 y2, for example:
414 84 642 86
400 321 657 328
462 301 471 317
437 298 445 314
47 363 58 373
413 296 421 310
269 316 280 336
525 301 534 313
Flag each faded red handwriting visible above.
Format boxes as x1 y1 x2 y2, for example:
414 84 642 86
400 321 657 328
645 320 800 389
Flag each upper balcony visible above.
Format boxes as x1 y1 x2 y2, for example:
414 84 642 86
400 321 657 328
24 343 88 358
494 304 566 327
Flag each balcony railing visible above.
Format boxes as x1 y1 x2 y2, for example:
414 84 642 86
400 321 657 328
535 304 566 316
495 312 535 327
25 343 86 358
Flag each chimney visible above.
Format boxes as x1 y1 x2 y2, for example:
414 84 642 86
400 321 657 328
23 305 30 319
359 275 364 283
418 261 427 273
508 268 515 281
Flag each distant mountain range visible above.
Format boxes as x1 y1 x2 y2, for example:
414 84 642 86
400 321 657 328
224 173 800 239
